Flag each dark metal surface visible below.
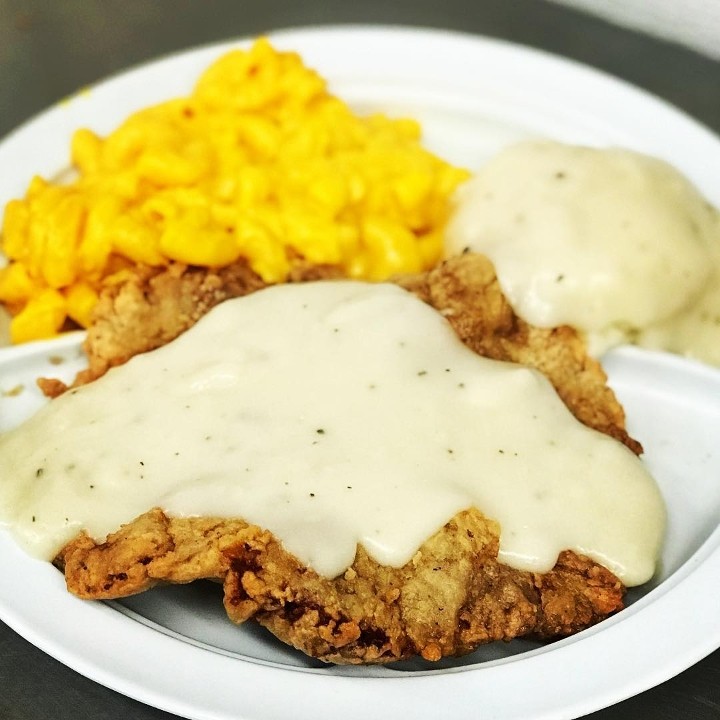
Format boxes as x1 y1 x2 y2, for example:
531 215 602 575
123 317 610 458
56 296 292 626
1 1 719 719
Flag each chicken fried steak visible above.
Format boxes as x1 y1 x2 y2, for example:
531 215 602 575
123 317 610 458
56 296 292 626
49 253 647 664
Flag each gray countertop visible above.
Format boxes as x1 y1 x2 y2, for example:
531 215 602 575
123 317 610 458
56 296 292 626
1 1 719 719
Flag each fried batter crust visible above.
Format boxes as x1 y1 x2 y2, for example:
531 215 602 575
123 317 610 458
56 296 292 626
56 507 623 664
395 254 639 452
49 252 636 663
39 259 340 395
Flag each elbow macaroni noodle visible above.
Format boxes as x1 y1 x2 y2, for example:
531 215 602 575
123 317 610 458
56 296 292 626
0 38 469 343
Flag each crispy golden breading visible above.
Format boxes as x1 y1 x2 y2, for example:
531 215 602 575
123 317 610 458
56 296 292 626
395 253 640 453
49 251 638 663
56 507 623 664
38 259 341 397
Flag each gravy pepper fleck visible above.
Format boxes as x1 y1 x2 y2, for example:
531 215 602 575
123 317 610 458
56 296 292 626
0 38 469 343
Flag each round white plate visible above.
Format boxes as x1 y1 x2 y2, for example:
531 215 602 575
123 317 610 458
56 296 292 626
1 25 720 720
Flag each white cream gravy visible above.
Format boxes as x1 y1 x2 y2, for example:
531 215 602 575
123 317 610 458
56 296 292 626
0 281 665 585
445 140 720 362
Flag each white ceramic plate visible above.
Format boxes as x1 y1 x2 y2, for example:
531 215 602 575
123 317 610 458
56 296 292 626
1 25 720 720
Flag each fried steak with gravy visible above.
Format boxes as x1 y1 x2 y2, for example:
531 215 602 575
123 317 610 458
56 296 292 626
53 253 636 663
